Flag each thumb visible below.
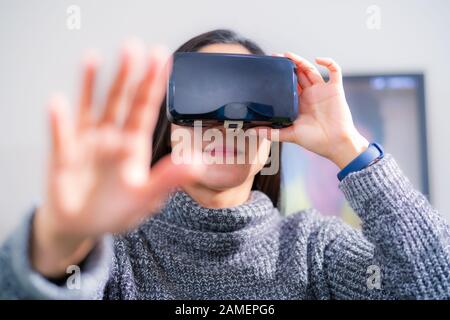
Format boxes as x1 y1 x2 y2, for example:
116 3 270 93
144 152 205 212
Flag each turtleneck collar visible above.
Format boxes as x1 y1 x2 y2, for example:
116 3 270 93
154 189 276 233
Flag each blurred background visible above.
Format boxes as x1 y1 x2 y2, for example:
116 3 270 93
1 0 449 240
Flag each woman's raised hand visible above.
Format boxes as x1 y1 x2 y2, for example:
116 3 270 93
32 41 204 277
262 53 369 169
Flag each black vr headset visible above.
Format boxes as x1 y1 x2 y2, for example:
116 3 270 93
166 52 299 129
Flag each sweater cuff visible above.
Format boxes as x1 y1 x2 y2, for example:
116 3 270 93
10 208 113 299
338 153 414 219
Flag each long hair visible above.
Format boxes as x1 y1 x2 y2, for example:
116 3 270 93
151 29 282 208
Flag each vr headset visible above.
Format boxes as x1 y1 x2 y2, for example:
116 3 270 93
166 52 298 129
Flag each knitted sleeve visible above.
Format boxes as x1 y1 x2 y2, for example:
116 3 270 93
315 154 450 299
0 209 114 299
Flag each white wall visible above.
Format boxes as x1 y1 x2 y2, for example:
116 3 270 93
1 0 449 241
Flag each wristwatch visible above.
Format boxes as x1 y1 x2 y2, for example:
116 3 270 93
337 142 384 181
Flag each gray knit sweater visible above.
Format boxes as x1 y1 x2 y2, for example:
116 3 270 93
1 154 449 299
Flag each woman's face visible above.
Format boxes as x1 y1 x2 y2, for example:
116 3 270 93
170 43 271 190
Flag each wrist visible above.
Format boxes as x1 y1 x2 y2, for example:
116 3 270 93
31 207 95 278
328 133 370 170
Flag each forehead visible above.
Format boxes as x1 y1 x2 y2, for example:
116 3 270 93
197 43 252 55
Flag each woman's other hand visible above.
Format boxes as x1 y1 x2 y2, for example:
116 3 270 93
260 53 369 169
32 40 204 277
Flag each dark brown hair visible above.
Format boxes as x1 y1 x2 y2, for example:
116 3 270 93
151 29 281 208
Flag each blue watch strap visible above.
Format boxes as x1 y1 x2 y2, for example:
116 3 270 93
337 142 384 181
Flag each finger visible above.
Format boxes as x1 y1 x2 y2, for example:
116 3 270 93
123 46 171 137
296 82 303 95
48 94 74 165
144 154 205 212
77 50 100 131
146 52 172 136
98 45 132 126
315 57 342 84
297 71 312 89
251 126 296 143
284 52 324 85
125 82 138 117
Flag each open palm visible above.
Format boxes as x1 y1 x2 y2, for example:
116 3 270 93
40 43 203 240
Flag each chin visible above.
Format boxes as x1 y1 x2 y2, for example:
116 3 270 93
200 163 254 189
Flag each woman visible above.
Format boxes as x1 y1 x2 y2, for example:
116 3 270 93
0 29 449 299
